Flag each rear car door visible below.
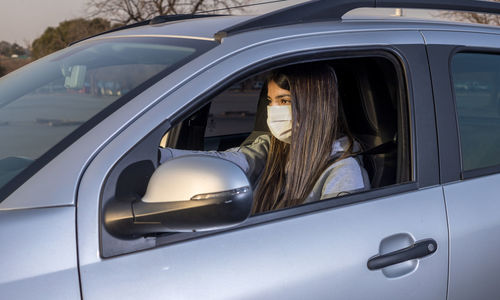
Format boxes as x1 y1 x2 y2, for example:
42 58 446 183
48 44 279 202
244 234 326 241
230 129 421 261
424 29 500 299
78 29 448 299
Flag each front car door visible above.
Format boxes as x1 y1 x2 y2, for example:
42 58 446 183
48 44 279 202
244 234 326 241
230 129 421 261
78 27 448 299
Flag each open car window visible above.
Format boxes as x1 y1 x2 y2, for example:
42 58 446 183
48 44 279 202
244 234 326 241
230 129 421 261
165 56 409 195
100 51 412 257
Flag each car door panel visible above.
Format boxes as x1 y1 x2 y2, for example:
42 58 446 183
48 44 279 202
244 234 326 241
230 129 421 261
77 31 447 299
443 175 500 299
80 187 447 300
424 30 500 300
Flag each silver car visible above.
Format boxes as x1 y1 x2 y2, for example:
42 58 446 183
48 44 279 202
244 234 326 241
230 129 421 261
1 0 500 299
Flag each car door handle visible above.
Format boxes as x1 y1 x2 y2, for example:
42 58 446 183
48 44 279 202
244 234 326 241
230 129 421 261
367 239 437 270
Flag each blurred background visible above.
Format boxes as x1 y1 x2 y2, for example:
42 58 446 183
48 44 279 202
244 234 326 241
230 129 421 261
1 0 499 77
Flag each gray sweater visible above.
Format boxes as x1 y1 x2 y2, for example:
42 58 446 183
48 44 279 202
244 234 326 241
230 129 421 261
159 135 370 203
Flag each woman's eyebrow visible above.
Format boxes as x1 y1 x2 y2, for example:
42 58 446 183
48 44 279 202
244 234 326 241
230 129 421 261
275 94 291 99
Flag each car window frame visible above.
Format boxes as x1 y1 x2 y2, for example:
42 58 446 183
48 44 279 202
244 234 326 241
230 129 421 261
156 48 419 246
97 43 437 257
432 45 500 181
451 48 500 179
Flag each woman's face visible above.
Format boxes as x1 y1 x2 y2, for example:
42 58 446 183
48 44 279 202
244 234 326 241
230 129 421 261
267 80 292 106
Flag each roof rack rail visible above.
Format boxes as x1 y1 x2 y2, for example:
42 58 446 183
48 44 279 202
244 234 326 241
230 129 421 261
214 0 500 40
70 14 225 46
149 13 226 25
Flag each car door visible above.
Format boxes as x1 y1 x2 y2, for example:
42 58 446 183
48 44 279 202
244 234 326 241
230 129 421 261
77 29 448 299
424 29 500 299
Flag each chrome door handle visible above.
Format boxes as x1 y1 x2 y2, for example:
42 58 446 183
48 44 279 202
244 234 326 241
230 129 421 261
367 239 437 270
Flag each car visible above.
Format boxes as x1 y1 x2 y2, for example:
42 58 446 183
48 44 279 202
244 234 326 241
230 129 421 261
1 0 500 299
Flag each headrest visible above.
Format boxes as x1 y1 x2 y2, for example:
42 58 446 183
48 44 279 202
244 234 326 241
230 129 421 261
335 59 397 142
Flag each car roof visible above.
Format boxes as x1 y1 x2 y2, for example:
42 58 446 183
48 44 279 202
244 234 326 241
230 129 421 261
89 15 500 44
91 15 254 41
81 0 500 44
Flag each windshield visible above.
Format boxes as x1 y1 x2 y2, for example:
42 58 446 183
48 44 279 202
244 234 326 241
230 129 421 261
0 37 216 197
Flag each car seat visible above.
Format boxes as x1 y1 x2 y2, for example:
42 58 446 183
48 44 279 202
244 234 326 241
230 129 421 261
333 58 398 188
240 84 270 146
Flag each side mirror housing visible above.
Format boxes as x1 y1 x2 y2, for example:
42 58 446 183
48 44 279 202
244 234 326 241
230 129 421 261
105 155 253 237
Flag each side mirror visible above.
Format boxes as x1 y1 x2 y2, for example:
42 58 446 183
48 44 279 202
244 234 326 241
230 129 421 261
105 155 253 237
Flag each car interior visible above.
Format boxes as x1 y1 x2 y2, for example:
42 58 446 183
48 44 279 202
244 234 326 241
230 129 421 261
102 56 411 257
161 55 410 192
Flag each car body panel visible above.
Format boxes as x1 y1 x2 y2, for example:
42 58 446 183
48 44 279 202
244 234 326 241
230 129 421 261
443 175 500 299
0 206 79 299
80 187 448 300
421 30 500 48
423 29 500 300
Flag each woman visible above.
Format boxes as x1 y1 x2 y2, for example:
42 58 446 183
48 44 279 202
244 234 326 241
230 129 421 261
160 63 370 213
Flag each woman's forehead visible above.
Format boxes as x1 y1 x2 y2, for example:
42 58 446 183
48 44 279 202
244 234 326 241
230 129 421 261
268 80 291 97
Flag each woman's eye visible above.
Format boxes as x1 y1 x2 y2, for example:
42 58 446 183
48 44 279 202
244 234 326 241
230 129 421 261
281 99 291 104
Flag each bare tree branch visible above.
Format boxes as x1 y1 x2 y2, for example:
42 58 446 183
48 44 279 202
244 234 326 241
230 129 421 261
191 0 206 14
436 1 500 26
86 0 248 25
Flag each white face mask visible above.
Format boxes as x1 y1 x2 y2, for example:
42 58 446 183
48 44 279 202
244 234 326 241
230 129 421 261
267 105 292 144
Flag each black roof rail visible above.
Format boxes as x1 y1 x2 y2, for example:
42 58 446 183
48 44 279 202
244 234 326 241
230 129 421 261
149 13 226 24
70 14 226 46
214 0 500 40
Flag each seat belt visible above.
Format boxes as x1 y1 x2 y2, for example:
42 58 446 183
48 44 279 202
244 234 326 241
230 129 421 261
359 139 397 156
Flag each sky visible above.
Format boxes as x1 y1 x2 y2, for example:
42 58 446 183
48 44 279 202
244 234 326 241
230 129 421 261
0 0 89 45
0 0 435 46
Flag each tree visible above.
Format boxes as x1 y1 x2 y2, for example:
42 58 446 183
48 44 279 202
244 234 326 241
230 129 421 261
0 41 9 56
31 18 113 59
438 1 500 26
10 43 25 56
0 63 6 77
86 0 248 25
0 41 26 57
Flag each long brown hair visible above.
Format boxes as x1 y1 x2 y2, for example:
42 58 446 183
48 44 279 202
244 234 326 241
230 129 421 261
253 63 353 213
